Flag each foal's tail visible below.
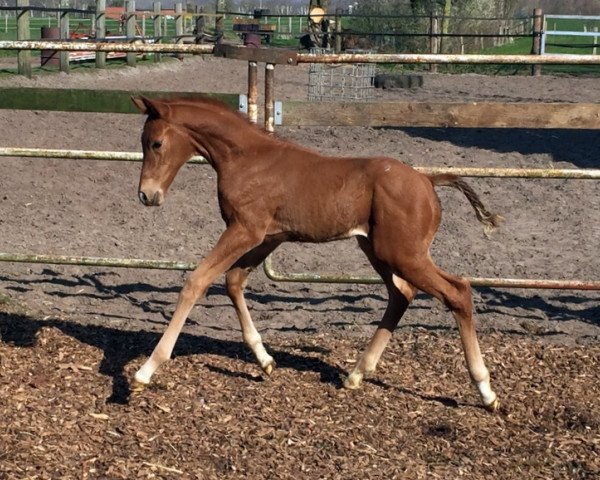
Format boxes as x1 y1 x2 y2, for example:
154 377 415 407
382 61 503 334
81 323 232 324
429 174 504 235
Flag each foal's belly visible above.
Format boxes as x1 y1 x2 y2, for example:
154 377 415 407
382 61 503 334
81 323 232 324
273 196 370 242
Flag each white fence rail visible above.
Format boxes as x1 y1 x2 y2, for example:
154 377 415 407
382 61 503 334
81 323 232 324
542 14 600 55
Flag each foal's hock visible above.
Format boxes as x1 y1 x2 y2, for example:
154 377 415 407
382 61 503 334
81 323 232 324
130 96 502 412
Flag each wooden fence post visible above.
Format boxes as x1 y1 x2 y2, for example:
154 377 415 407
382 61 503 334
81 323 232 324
59 0 70 74
429 10 438 73
16 0 31 78
126 0 136 67
531 8 543 76
264 63 275 132
153 2 161 63
175 2 183 59
334 8 342 53
215 0 225 44
247 61 258 124
593 27 598 55
96 0 106 68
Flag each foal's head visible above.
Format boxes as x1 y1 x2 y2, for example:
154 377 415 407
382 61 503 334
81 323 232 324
132 96 198 207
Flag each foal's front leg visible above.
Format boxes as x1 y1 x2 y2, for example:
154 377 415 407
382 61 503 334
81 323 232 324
132 224 264 391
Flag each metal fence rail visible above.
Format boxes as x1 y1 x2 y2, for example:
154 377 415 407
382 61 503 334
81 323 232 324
3 40 600 65
262 257 600 290
295 52 600 64
0 252 196 271
2 148 599 179
0 147 208 164
0 40 215 54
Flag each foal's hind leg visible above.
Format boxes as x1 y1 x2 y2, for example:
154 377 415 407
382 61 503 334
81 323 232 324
225 242 280 375
344 237 417 389
400 257 498 411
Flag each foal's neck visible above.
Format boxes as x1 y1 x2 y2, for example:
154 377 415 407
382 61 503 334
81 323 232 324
185 106 281 171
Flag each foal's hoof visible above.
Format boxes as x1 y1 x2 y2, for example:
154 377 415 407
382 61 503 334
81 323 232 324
130 379 149 394
261 360 276 376
484 397 500 413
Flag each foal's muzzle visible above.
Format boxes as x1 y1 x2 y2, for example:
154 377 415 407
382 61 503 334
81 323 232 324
138 189 164 207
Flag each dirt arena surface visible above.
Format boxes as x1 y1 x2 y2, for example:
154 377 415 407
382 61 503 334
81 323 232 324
0 56 599 478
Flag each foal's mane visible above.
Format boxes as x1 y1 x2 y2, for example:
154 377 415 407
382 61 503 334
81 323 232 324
168 96 262 129
161 96 299 151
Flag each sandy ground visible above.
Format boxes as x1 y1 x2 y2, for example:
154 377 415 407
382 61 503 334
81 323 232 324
0 55 599 478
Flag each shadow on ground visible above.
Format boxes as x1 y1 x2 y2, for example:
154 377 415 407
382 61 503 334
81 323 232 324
0 310 347 405
400 128 600 168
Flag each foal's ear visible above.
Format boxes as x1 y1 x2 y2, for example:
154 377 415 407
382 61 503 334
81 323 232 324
131 96 150 114
131 96 171 119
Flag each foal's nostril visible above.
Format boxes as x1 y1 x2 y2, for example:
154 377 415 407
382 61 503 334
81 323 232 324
151 191 161 206
138 190 148 205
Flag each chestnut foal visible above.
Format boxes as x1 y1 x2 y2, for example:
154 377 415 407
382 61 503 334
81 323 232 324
131 96 502 411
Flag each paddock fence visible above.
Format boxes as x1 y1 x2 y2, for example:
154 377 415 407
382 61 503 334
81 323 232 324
3 4 597 74
0 41 599 291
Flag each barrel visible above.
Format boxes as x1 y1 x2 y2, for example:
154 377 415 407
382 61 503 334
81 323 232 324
244 33 261 48
40 27 60 67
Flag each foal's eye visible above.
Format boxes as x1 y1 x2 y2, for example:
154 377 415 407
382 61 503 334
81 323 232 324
151 140 163 150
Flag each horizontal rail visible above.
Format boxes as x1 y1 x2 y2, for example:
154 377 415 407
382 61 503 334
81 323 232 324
281 101 600 129
296 53 600 64
544 31 600 37
1 148 598 179
545 14 600 20
0 252 196 271
1 41 600 65
262 257 600 291
1 148 599 179
0 88 241 114
0 40 215 55
0 147 208 164
2 252 598 291
414 166 600 179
